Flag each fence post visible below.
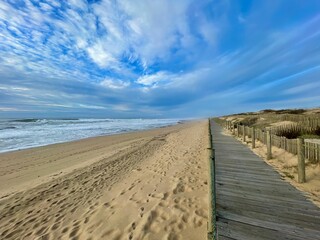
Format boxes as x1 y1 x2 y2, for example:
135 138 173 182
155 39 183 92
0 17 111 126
284 138 287 151
207 120 216 240
252 127 255 148
318 144 320 163
242 125 246 142
267 130 272 159
317 144 319 163
236 124 239 138
297 138 306 183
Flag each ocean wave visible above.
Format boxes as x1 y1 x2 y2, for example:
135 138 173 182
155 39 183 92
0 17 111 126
11 119 39 123
0 126 16 130
0 118 181 153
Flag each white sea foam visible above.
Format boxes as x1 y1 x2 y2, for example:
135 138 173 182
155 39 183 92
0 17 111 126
0 118 180 153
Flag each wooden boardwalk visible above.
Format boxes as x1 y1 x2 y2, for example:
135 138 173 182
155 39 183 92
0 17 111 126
210 120 320 240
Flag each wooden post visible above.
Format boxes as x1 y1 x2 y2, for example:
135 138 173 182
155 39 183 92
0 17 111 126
318 144 320 163
297 138 306 183
207 147 213 238
284 137 287 151
237 124 240 138
267 130 272 160
207 119 216 240
242 125 246 142
252 127 255 148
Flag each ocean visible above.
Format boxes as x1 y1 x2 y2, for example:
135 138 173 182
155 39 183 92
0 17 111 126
0 118 181 153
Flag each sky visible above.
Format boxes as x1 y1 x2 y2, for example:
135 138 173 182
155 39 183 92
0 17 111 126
1 0 320 119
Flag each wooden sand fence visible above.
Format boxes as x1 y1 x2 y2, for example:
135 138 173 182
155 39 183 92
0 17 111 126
268 114 320 129
223 120 320 183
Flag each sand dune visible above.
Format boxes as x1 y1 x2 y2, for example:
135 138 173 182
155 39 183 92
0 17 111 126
0 121 208 240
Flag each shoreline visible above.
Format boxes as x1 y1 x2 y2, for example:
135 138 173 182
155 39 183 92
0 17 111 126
0 121 188 199
0 120 209 239
0 120 185 155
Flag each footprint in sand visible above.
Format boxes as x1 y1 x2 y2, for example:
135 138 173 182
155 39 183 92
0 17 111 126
140 207 144 217
173 182 185 194
131 222 136 230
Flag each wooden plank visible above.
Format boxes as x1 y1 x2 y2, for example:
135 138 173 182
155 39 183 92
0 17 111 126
217 218 289 240
215 182 307 199
215 178 301 191
216 190 313 208
216 195 320 216
217 204 320 227
217 217 317 240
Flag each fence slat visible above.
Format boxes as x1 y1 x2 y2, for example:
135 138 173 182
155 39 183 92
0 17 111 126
267 130 272 160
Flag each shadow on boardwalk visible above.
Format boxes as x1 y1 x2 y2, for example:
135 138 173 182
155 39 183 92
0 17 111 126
210 120 320 240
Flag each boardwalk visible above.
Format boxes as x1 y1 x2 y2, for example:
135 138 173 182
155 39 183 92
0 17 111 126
210 120 320 240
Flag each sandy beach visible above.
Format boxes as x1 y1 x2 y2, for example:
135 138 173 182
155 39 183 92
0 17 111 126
0 121 209 240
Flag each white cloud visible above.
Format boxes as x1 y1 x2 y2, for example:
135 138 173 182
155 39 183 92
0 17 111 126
67 0 87 10
0 107 17 111
118 1 192 65
284 82 320 95
39 2 53 11
0 85 31 92
87 43 118 68
100 78 130 89
136 71 173 86
46 0 61 8
0 107 32 112
78 104 106 110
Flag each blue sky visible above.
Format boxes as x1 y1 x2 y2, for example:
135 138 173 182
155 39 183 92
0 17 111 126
1 0 320 118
